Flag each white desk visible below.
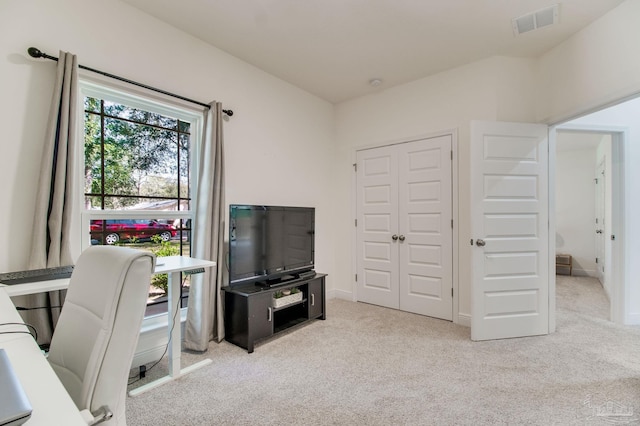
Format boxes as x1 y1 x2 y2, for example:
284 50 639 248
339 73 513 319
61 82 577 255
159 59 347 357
1 255 216 397
0 288 86 425
129 256 215 396
2 278 70 298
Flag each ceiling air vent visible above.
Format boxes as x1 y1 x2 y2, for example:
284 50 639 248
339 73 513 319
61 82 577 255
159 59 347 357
512 4 559 36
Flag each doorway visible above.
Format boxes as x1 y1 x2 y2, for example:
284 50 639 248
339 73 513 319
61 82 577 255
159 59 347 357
552 126 624 324
555 132 610 278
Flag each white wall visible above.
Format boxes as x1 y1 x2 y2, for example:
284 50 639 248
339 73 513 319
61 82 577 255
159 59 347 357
2 0 639 330
536 0 640 324
335 0 640 325
335 56 538 322
536 0 640 124
0 0 336 289
555 141 598 276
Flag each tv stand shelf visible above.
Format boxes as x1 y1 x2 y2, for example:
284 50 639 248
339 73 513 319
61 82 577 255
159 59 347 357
222 273 326 353
272 298 306 312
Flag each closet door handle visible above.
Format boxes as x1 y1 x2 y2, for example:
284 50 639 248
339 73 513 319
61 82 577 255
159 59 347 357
398 235 405 242
392 234 399 241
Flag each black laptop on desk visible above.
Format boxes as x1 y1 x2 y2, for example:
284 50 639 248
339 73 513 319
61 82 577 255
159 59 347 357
0 349 32 426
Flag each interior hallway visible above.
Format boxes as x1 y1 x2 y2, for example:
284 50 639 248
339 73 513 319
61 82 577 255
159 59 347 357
556 274 610 321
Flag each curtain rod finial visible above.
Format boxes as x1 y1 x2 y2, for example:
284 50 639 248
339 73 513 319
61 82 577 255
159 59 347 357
28 47 43 58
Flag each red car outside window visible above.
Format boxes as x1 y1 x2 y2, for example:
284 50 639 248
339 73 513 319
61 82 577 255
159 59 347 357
90 219 177 245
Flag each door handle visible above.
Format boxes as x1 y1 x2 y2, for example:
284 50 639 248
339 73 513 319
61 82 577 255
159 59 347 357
267 307 272 322
398 235 405 242
596 229 603 234
392 234 399 241
311 293 315 306
476 239 486 247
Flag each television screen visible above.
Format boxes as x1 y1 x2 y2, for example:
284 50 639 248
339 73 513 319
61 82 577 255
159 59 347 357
229 205 315 286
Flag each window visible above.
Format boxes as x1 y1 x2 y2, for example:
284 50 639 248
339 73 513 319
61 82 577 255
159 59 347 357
80 80 201 318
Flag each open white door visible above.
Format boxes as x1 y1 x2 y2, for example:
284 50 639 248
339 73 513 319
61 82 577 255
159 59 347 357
595 159 606 282
471 121 549 341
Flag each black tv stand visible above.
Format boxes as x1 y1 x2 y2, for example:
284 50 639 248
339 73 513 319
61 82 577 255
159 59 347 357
256 270 317 288
222 273 326 353
258 274 297 288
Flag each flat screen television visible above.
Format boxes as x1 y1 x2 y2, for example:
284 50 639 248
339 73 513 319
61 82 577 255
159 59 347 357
229 205 315 286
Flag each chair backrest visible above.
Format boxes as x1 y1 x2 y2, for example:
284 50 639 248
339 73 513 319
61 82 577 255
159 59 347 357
48 246 155 425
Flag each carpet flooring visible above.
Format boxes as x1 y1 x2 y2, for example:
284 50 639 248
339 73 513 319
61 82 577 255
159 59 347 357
126 276 640 425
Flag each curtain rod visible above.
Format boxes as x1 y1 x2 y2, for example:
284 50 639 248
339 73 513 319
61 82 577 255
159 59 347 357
27 47 233 117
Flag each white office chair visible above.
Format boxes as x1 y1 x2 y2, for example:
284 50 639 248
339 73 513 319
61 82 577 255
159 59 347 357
48 246 155 425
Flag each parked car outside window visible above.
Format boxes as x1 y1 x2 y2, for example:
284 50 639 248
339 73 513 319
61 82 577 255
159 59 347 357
90 219 177 245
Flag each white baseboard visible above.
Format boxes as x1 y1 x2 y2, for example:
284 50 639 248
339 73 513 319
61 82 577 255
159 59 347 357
571 268 597 277
329 288 353 301
457 313 471 328
132 331 169 368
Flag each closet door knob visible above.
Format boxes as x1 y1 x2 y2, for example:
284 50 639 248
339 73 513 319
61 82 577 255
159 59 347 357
476 239 486 247
398 235 405 242
392 234 399 241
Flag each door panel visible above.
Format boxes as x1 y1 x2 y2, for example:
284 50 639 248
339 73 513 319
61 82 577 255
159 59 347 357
357 136 452 319
471 121 549 340
399 136 452 319
356 146 399 309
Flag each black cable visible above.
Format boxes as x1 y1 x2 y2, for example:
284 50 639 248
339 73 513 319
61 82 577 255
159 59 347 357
0 322 38 342
15 305 62 311
128 277 186 386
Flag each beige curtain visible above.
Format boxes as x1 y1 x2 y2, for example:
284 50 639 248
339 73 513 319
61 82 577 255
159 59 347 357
184 102 226 351
16 51 78 346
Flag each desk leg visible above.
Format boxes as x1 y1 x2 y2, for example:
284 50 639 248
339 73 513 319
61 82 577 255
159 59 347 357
167 270 181 377
129 270 211 397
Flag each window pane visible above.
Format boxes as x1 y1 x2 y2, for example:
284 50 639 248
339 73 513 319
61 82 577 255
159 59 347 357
84 97 100 113
86 197 188 211
145 279 190 317
87 218 191 317
179 133 190 200
83 93 194 317
173 218 193 246
178 120 191 133
89 218 178 245
84 195 102 210
84 113 102 198
103 101 178 130
101 117 179 197
142 176 180 199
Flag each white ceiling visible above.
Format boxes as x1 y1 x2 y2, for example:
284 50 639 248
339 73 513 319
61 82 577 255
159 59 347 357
120 0 624 104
